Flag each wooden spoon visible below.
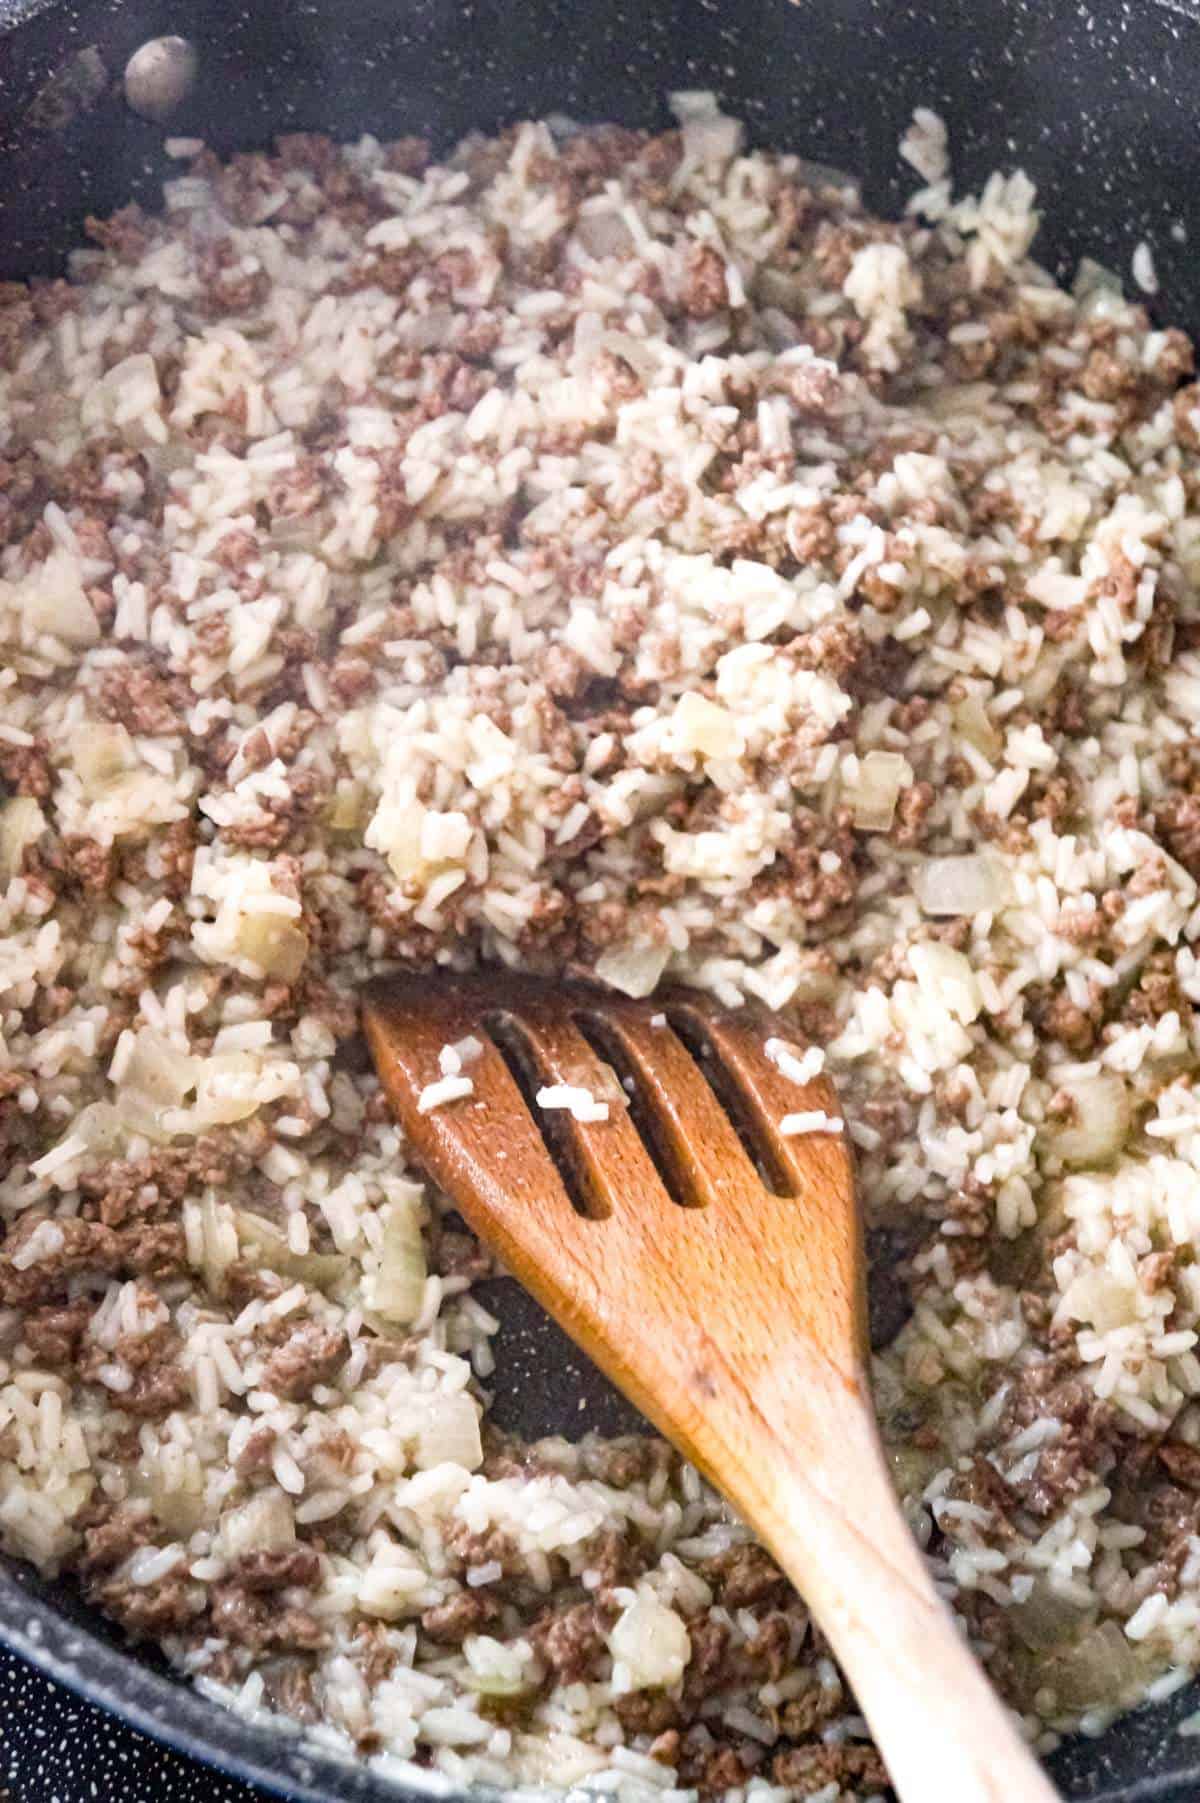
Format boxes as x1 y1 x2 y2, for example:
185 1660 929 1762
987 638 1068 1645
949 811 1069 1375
364 973 1059 1803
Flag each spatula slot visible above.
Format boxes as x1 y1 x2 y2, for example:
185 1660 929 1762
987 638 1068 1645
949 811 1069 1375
663 1009 795 1199
571 1011 700 1208
483 1011 610 1219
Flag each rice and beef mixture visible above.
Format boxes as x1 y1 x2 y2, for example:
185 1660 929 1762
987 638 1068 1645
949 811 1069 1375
3 93 1200 1797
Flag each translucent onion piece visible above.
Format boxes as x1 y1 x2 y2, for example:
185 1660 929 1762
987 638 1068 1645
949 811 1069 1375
72 1101 124 1157
952 692 1002 760
369 1201 427 1326
1041 1073 1130 1167
1059 1266 1140 1333
237 913 309 982
219 1487 296 1559
681 113 744 170
356 1548 428 1620
413 1390 482 1472
908 940 982 1025
912 853 1012 917
197 1195 240 1294
18 548 100 646
1072 258 1124 304
669 691 744 761
113 1027 199 1143
593 941 670 1000
234 1209 350 1293
0 797 45 884
194 1051 266 1126
1011 1584 1090 1653
507 1733 608 1786
81 352 162 439
846 750 914 833
756 268 809 311
71 722 136 797
463 1635 536 1696
600 329 659 381
794 157 859 194
146 1469 206 1536
120 1027 199 1109
325 779 368 834
1042 1621 1153 1711
608 1597 691 1691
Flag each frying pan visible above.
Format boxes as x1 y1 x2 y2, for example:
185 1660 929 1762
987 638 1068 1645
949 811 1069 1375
2 0 1200 1795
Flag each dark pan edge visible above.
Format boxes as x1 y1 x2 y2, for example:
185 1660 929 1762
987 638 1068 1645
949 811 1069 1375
0 1563 495 1803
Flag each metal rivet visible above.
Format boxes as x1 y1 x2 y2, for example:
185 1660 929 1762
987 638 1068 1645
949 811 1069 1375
123 36 198 124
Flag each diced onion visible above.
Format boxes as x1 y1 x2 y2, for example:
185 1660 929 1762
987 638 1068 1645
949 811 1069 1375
17 547 100 646
81 352 161 439
845 750 914 833
600 329 659 380
72 1101 124 1157
1059 1266 1139 1333
608 1596 691 1691
325 779 368 834
71 723 136 797
951 693 1002 760
669 692 745 761
234 1209 350 1293
413 1390 482 1472
594 941 670 1000
219 1486 296 1559
196 1195 240 1294
114 1027 199 1141
237 914 309 982
681 113 743 170
794 158 859 194
912 853 1011 917
1041 1621 1152 1711
507 1733 608 1786
463 1635 535 1696
146 1468 206 1536
908 940 982 1025
1072 258 1124 305
1040 1074 1129 1167
357 1548 427 1620
368 1199 427 1326
756 268 809 311
193 1051 266 1126
0 797 45 883
121 1027 198 1108
140 441 194 480
1011 1585 1090 1653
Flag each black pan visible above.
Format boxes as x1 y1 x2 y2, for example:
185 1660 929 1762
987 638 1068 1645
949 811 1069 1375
2 0 1200 1795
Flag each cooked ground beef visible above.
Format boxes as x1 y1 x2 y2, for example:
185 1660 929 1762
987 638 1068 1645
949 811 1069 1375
259 1322 350 1400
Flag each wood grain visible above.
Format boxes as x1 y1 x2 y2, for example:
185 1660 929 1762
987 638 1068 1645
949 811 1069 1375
365 974 1059 1803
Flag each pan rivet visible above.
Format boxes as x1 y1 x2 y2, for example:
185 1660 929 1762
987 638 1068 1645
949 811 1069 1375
123 36 198 123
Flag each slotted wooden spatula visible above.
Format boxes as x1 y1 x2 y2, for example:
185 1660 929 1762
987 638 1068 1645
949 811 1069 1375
364 974 1058 1803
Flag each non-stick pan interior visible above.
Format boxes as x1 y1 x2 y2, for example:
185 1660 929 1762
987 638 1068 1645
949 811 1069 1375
3 0 1200 1796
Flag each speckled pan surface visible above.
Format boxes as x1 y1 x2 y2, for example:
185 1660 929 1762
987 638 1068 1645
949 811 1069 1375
3 0 1200 1798
0 1650 273 1803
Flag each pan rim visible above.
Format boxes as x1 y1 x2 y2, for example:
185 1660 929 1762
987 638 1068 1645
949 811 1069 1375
0 1562 494 1803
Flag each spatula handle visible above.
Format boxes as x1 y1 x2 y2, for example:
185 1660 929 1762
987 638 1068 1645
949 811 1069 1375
758 1398 1060 1803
